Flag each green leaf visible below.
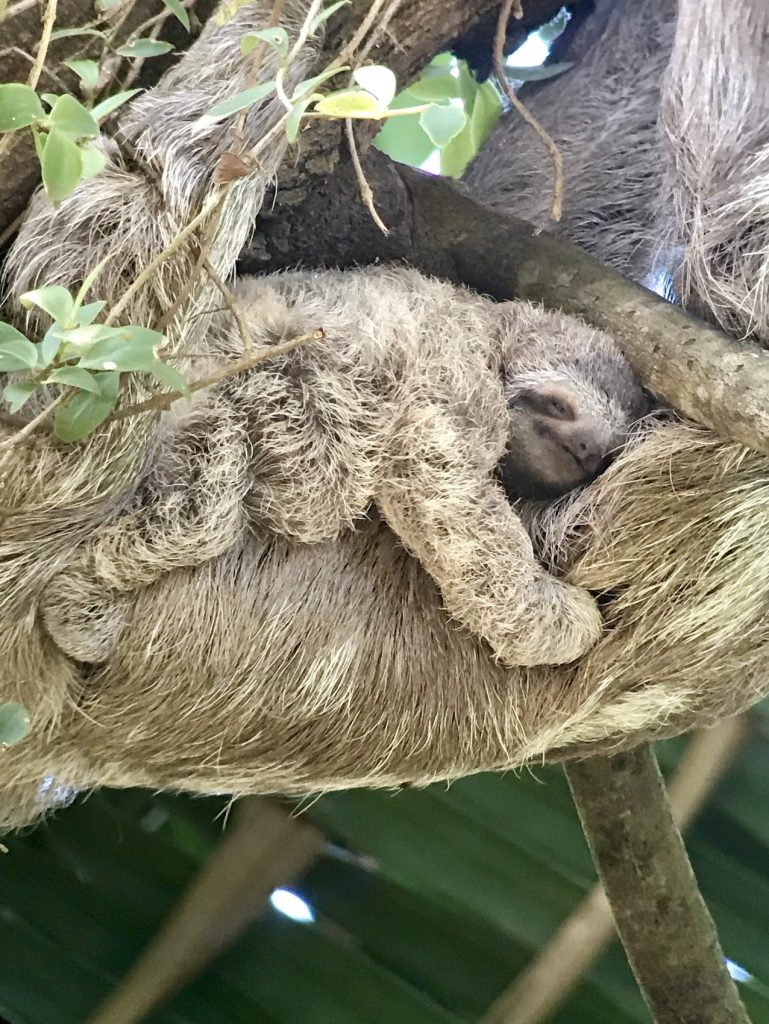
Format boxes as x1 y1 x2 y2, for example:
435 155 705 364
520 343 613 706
240 27 289 59
75 300 107 326
91 89 141 121
419 102 466 148
0 83 45 131
206 81 276 119
290 66 347 101
505 61 573 82
116 38 174 58
146 358 190 397
19 285 75 325
314 89 384 119
72 257 109 316
309 0 349 33
50 93 99 138
161 0 190 30
373 88 435 168
0 330 39 371
285 97 313 142
53 370 119 441
60 323 110 351
42 129 84 201
3 380 37 413
438 121 474 178
78 143 106 179
407 74 460 103
38 325 64 365
51 26 107 39
40 92 59 108
63 59 100 91
78 325 163 370
0 702 30 746
45 366 102 393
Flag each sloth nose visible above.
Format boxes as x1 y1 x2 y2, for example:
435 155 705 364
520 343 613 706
571 440 609 478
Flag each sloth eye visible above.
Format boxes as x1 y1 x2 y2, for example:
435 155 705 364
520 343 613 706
547 397 569 418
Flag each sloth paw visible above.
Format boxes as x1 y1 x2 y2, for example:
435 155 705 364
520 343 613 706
500 576 603 667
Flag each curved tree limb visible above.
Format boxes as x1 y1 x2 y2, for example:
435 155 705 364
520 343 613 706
565 743 751 1024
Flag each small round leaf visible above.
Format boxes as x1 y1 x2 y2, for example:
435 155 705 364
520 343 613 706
42 129 84 201
0 702 30 747
116 38 174 58
314 89 384 119
0 83 45 132
352 65 397 109
50 93 99 138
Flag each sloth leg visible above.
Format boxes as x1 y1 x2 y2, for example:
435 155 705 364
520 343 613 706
376 404 603 667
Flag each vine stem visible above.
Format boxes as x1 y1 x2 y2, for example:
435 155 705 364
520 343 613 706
492 0 563 221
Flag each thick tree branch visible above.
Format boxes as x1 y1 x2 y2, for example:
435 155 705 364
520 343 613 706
247 159 769 456
565 744 751 1024
483 716 750 1024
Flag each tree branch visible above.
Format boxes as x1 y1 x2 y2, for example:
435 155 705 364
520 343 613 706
85 798 324 1024
483 716 750 1024
565 743 751 1024
250 159 769 457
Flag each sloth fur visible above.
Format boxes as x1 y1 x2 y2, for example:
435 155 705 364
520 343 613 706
3 0 769 830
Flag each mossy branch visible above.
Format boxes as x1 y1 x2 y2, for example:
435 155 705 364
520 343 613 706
565 743 751 1024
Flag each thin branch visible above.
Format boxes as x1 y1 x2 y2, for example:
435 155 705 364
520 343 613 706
119 0 197 92
104 197 220 327
0 0 58 165
202 256 253 355
0 390 67 452
2 0 42 21
233 0 286 153
492 0 563 221
345 119 389 235
483 716 750 1024
110 327 323 421
566 744 750 1024
27 0 57 90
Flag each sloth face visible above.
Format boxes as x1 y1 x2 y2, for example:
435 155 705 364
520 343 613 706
498 371 653 500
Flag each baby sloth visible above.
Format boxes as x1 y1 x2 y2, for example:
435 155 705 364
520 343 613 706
142 264 647 670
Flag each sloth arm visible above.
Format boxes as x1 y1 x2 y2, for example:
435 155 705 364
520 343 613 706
375 402 603 667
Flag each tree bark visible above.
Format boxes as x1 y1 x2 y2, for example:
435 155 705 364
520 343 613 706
565 744 751 1024
483 716 750 1024
244 157 769 457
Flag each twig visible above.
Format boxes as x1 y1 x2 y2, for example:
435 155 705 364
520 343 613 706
202 257 253 355
483 716 750 1024
345 118 389 235
0 0 58 165
119 0 198 92
0 390 67 452
0 211 25 250
2 0 41 21
493 0 563 221
355 0 404 63
27 0 58 89
110 327 323 421
104 196 220 327
566 744 750 1024
336 0 392 65
233 0 286 153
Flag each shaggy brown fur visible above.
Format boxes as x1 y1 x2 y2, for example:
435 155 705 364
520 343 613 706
52 267 645 671
3 0 769 830
465 0 677 285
